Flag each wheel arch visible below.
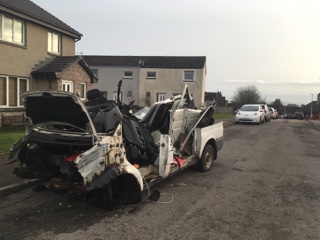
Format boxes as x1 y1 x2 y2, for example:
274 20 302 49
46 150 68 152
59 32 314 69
201 138 217 160
112 173 143 204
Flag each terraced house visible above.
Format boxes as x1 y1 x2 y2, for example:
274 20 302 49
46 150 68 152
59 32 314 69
82 55 207 108
0 0 207 126
0 0 96 126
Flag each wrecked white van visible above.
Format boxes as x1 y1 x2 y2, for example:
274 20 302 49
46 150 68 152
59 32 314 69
9 84 223 204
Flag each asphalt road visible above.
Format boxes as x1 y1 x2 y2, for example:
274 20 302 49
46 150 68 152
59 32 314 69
0 119 319 240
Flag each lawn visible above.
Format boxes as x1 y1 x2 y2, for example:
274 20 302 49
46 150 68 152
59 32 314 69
213 113 234 119
0 129 25 154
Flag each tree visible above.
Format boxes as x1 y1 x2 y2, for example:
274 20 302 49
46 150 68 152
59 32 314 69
272 98 284 114
273 98 282 106
232 85 262 109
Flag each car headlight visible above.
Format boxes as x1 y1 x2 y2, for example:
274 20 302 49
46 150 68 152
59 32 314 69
237 112 241 115
254 112 258 116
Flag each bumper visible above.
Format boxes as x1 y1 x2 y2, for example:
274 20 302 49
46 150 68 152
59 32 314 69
235 115 260 123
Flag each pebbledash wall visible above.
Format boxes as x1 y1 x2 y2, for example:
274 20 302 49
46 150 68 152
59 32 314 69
138 67 206 108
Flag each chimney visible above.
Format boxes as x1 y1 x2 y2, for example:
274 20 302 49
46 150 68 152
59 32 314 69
317 93 320 104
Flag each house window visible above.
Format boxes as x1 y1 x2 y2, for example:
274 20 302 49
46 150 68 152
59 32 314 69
157 93 166 102
80 83 86 100
123 71 133 79
127 91 132 98
91 69 98 78
19 78 28 106
113 91 122 101
62 80 73 93
147 72 156 79
146 92 151 98
48 32 61 54
0 77 6 106
183 70 195 82
0 76 29 107
0 14 24 45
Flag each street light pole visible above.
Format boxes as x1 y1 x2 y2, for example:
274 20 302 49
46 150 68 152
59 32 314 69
310 94 313 120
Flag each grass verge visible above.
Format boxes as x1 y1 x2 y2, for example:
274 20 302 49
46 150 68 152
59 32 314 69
0 128 25 154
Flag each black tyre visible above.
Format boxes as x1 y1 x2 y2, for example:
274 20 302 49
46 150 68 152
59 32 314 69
197 144 214 172
257 117 261 125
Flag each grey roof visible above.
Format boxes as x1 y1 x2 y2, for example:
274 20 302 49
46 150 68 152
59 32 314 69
32 56 80 74
300 101 320 113
82 56 206 69
205 91 226 106
31 56 96 81
0 0 82 39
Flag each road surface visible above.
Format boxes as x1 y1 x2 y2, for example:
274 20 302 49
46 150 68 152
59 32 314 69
0 119 319 240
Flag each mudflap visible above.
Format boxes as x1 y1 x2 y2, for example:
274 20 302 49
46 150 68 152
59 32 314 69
86 167 120 191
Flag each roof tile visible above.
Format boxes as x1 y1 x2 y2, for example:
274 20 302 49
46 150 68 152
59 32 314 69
0 0 82 38
82 56 206 69
32 56 80 74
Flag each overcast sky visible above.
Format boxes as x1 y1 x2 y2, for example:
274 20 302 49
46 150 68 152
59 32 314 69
32 0 320 105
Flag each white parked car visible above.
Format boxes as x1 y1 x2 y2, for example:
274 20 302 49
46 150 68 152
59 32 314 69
269 107 277 119
261 104 270 122
9 83 223 206
235 104 265 124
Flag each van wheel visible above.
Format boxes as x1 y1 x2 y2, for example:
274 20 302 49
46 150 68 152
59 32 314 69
197 144 214 172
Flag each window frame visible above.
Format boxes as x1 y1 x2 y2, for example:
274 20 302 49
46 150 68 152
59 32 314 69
80 83 87 100
0 75 29 107
183 70 195 82
123 71 133 79
0 14 25 45
48 32 61 55
146 71 157 79
157 93 166 102
62 80 73 93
